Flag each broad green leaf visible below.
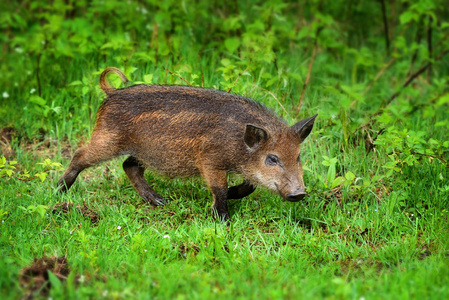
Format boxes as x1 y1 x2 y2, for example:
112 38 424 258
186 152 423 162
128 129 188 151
69 80 82 86
47 271 63 293
36 172 48 182
125 67 138 77
36 205 49 218
345 171 355 181
400 11 418 24
29 95 46 106
221 58 232 67
331 176 346 189
224 37 240 54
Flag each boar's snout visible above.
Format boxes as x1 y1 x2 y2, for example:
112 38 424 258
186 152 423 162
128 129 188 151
286 188 307 202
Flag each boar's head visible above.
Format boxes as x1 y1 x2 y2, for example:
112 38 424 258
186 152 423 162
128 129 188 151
243 114 317 202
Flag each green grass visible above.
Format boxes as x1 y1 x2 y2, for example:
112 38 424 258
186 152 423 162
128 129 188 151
1 1 449 298
1 105 448 298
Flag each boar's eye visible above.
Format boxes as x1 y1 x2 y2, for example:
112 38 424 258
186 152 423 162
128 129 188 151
265 154 279 167
297 155 301 164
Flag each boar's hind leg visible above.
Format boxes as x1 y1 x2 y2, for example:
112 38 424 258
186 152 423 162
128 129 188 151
227 181 256 199
123 156 166 206
57 141 119 192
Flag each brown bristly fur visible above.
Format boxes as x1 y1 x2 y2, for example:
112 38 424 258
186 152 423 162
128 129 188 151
58 68 317 222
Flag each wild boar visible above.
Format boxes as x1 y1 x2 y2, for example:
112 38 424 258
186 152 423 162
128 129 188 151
57 67 317 222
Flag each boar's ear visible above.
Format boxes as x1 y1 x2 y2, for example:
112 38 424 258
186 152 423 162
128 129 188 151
244 124 269 149
292 114 317 141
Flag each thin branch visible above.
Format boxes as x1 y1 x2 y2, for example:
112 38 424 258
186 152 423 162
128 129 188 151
349 25 412 110
227 68 248 93
390 0 396 46
53 273 69 280
408 17 423 77
406 90 449 116
164 55 169 85
427 15 433 81
256 86 289 117
388 48 449 105
380 0 390 54
151 22 159 65
123 45 135 71
166 69 192 86
411 150 448 167
200 66 204 88
298 27 322 110
0 168 52 181
357 47 449 131
36 54 42 97
350 57 396 109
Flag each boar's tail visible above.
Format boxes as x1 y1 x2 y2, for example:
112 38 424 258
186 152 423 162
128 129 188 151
99 67 130 94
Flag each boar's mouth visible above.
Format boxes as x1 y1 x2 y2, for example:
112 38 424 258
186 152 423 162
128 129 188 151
285 190 307 202
276 184 307 202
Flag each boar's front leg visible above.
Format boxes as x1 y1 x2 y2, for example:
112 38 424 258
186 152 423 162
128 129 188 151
123 156 166 206
200 165 230 222
227 181 256 199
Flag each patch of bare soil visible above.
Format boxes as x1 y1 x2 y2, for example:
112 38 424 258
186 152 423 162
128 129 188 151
0 125 75 162
52 202 100 224
21 137 73 161
177 243 200 259
0 126 16 159
19 256 69 299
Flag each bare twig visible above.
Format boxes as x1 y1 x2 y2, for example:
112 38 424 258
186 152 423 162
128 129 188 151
256 86 289 117
164 55 169 85
427 15 433 81
350 57 396 109
200 66 204 88
433 31 449 50
167 69 192 86
408 17 423 77
123 45 135 71
390 0 396 46
406 90 449 116
298 27 322 110
0 168 52 182
388 48 449 105
349 25 413 109
227 68 248 93
411 150 448 167
365 57 396 92
36 54 42 97
379 0 390 54
357 47 449 133
151 22 159 65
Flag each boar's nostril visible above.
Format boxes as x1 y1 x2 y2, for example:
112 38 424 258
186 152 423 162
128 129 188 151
286 189 307 202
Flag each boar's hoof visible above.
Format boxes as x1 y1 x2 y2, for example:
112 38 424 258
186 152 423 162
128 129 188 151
142 191 167 206
153 197 167 206
219 216 231 227
214 210 230 225
286 189 307 202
